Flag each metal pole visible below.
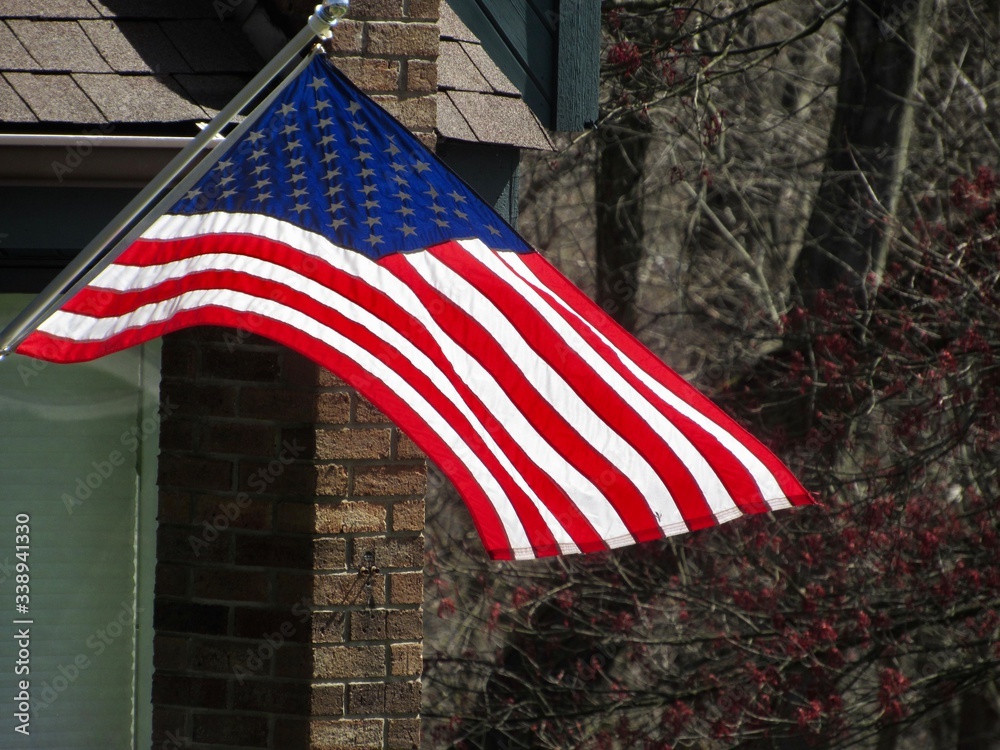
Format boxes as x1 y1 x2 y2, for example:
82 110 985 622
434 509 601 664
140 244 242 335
0 0 349 359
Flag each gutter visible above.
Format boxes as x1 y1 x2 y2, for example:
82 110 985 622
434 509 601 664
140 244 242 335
0 132 225 188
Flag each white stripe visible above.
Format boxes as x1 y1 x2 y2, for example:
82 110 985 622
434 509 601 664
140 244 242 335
85 250 581 553
41 288 537 554
132 211 634 545
460 238 741 521
500 253 790 511
404 250 688 531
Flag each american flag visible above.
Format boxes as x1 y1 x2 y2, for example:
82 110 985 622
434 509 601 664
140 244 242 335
16 53 812 560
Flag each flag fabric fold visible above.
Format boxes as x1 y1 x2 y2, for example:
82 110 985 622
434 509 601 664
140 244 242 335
16 52 813 560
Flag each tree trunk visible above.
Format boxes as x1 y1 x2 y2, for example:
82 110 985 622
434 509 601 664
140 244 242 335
793 0 932 303
595 110 652 332
957 686 1000 750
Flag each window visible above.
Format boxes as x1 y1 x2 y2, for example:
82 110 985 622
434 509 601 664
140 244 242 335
0 295 158 748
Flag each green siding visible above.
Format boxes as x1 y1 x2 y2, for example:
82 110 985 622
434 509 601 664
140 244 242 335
439 140 521 227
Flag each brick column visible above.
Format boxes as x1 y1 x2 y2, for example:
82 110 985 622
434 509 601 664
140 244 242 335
153 330 427 750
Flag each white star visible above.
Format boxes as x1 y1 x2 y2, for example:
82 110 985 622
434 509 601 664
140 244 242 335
353 151 373 163
291 187 309 199
289 157 305 169
221 188 238 199
278 102 296 116
326 186 344 198
219 174 235 186
247 131 265 143
429 203 446 215
414 160 430 173
313 98 332 112
364 233 384 248
317 117 334 128
329 217 347 230
389 162 407 173
290 202 309 215
353 120 368 132
361 184 378 195
432 217 449 228
346 101 362 115
325 167 342 180
328 200 345 212
185 187 202 200
454 209 469 220
252 164 270 176
486 225 501 236
254 191 272 201
283 139 302 152
254 178 271 189
363 216 382 228
394 205 415 217
425 186 439 199
357 168 375 179
308 77 327 91
351 136 371 147
215 159 233 171
319 134 336 147
391 174 408 186
394 191 411 201
322 152 338 164
398 224 417 237
290 172 308 183
282 123 300 136
449 191 467 203
385 141 401 156
362 199 380 210
251 148 267 161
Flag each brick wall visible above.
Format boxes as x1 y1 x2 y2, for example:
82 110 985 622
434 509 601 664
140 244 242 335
151 5 438 744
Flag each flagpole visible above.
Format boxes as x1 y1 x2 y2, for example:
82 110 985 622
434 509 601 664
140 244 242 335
0 0 350 360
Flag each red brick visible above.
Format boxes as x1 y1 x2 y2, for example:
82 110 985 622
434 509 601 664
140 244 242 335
192 713 268 747
159 418 197 452
200 347 281 382
311 683 346 717
233 608 312 642
389 572 422 604
365 21 438 57
153 635 187 671
155 563 188 598
387 717 421 749
390 642 421 676
274 642 314 678
276 501 315 533
318 368 348 386
238 460 317 495
318 391 352 423
405 59 436 94
317 463 349 496
316 500 386 533
333 57 401 92
316 428 392 460
160 338 197 379
314 645 386 679
233 679 312 714
236 534 314 569
276 572 314 605
193 494 272 531
385 680 421 713
394 430 425 459
189 640 257 674
391 500 424 531
350 0 404 18
157 490 191 524
314 537 348 570
282 349 320 386
353 465 426 496
158 454 233 492
315 573 386 606
406 0 439 19
201 423 277 457
275 717 310 746
353 395 389 424
311 718 383 750
348 682 384 714
351 536 423 569
370 95 436 132
239 387 316 421
350 609 387 641
386 609 422 640
161 382 237 418
312 610 347 643
153 674 228 709
157 524 231 564
192 568 270 602
324 19 364 54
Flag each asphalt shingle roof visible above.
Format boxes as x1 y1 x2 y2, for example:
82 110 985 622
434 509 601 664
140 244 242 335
437 2 552 151
0 0 261 129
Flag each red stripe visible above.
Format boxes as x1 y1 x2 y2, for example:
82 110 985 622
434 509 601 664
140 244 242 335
518 253 814 506
490 252 770 516
76 233 608 552
427 242 721 527
380 252 665 545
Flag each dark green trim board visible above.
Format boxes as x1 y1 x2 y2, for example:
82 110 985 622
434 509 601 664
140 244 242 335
448 0 599 131
438 140 521 227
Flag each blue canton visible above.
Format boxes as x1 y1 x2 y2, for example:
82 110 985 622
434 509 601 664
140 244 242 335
170 54 530 260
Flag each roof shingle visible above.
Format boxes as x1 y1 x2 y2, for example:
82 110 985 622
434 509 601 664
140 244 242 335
74 73 207 122
9 20 113 73
4 72 105 123
80 20 193 74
